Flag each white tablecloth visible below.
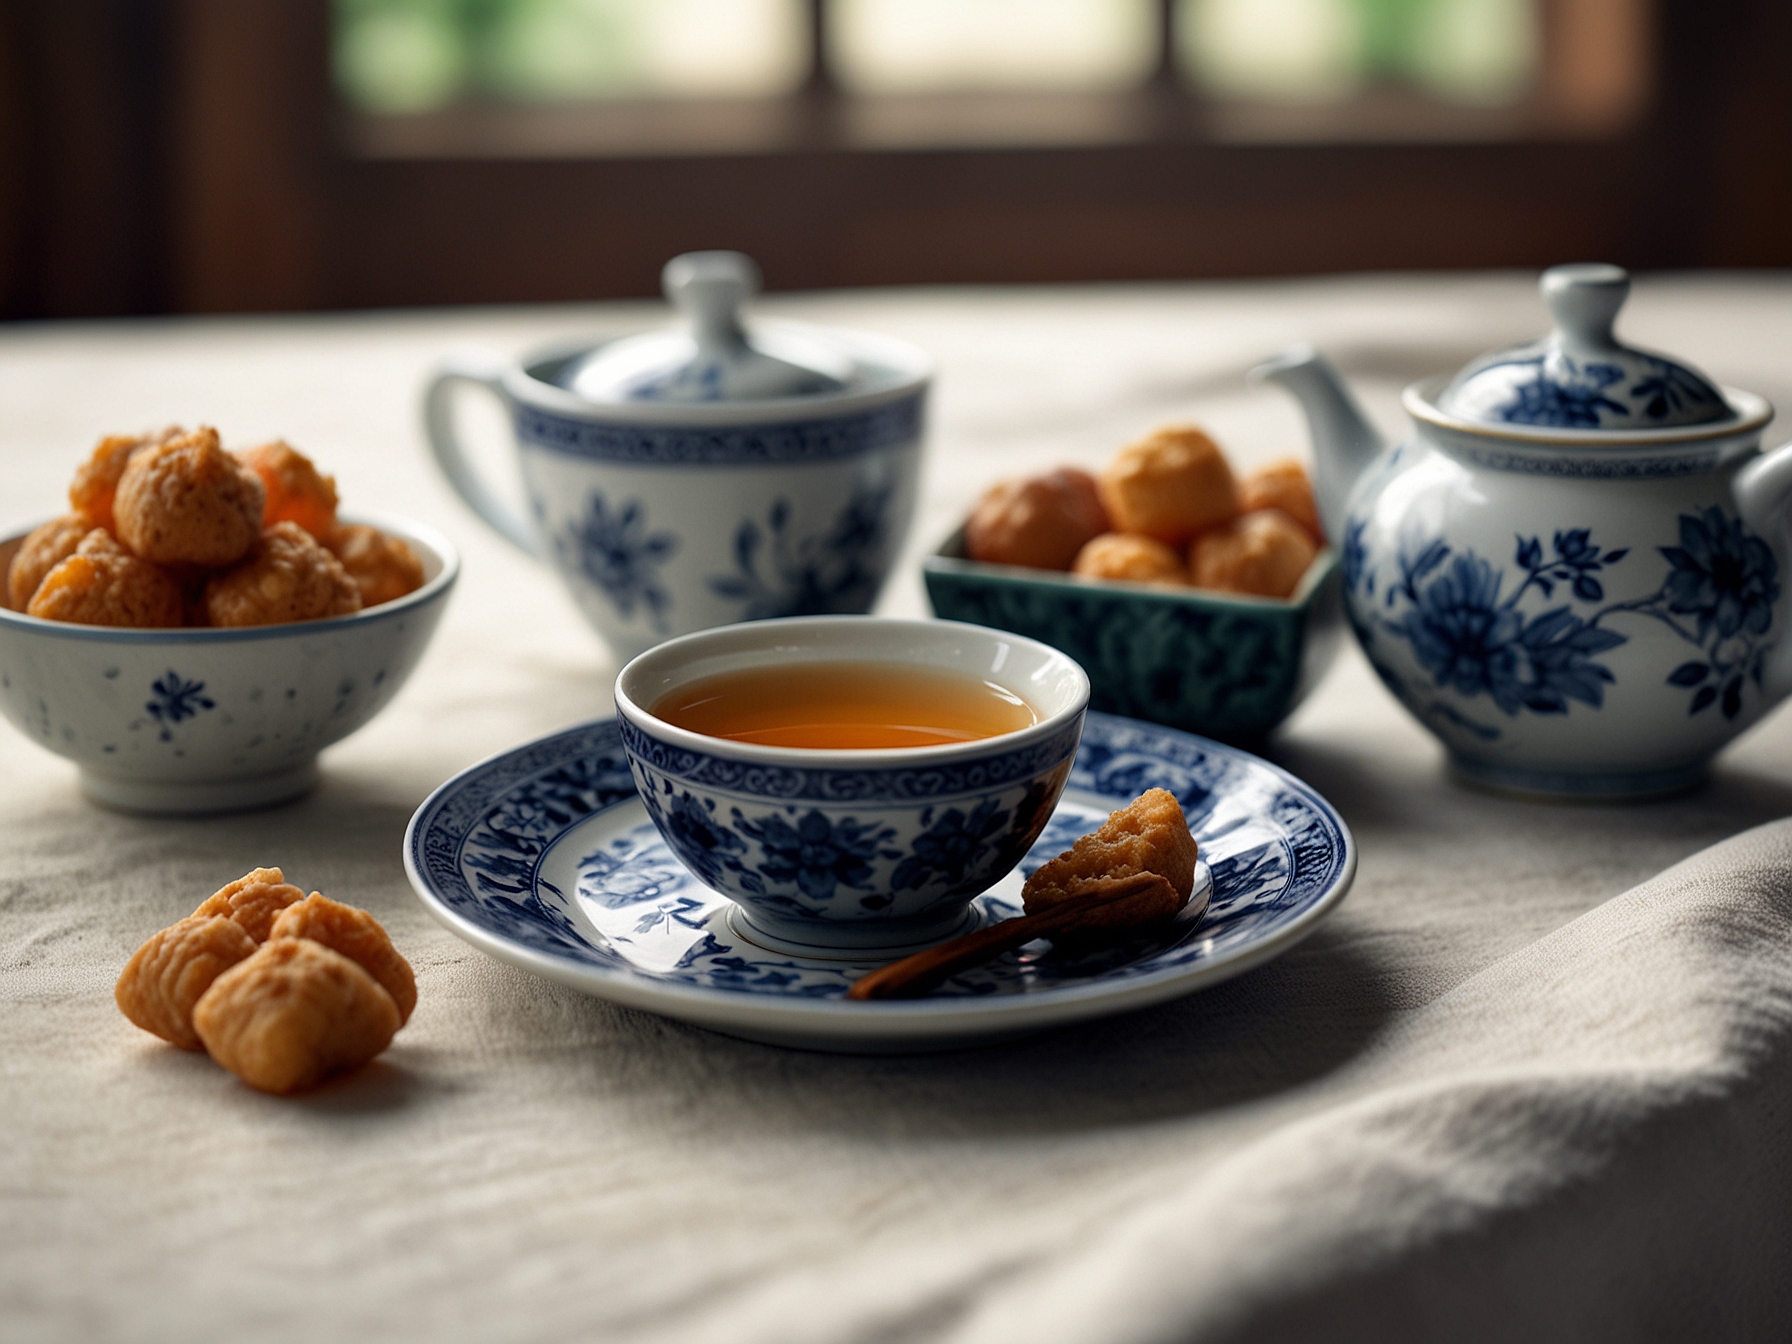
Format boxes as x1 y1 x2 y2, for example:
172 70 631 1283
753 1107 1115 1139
4 274 1791 1342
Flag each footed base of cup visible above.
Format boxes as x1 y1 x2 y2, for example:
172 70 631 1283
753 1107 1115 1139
79 760 320 816
1449 755 1706 801
725 902 983 961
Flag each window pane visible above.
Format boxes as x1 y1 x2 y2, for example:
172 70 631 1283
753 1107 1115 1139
334 0 809 112
830 0 1158 95
1178 0 1539 106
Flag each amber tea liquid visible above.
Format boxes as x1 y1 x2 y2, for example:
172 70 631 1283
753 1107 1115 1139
650 662 1038 749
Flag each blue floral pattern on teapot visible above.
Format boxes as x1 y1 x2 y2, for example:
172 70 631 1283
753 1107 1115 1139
1258 264 1792 797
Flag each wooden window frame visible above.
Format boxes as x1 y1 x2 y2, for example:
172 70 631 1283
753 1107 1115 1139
6 0 1792 319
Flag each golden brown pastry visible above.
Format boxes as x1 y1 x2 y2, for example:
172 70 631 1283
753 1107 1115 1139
115 915 258 1051
68 427 180 535
964 468 1110 571
1021 787 1198 946
114 427 265 568
26 530 184 628
1189 508 1319 599
8 512 93 610
324 523 425 608
192 867 306 944
193 939 400 1095
1071 532 1187 585
1097 425 1239 546
1238 459 1323 542
270 893 417 1026
203 521 361 627
236 440 339 540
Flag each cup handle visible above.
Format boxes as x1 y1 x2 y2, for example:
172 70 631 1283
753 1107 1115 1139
1734 439 1792 702
422 347 539 556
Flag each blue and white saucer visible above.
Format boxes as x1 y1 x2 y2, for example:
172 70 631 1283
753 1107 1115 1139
404 712 1356 1052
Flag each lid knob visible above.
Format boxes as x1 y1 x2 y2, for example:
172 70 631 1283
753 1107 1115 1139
663 251 758 355
554 249 855 404
1541 263 1629 353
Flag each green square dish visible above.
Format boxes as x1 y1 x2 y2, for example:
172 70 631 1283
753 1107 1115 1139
923 530 1342 742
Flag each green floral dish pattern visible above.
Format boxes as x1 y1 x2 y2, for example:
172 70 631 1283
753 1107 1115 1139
923 531 1342 742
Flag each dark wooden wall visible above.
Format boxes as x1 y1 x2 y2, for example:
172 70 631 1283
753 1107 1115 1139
4 0 1790 320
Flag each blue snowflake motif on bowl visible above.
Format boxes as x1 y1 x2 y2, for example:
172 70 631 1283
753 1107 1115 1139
145 671 215 740
557 491 678 631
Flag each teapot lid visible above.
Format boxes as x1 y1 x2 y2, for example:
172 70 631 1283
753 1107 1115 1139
556 251 854 404
1435 264 1734 432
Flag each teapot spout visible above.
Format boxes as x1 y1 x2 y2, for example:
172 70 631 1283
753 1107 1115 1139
1250 345 1386 541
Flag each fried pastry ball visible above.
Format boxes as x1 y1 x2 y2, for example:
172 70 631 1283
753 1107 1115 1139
236 440 338 539
1097 425 1239 546
26 529 184 628
7 512 92 610
1022 788 1198 946
68 427 180 534
271 894 417 1026
193 867 306 943
964 468 1110 571
1239 459 1323 542
114 427 266 567
325 524 425 608
1071 532 1187 585
1189 508 1319 599
193 939 400 1095
203 521 361 627
115 915 258 1051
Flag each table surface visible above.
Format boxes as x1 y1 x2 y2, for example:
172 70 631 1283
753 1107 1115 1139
4 273 1792 1343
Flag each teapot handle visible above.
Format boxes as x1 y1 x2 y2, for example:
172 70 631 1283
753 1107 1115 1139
1733 440 1792 701
422 348 540 557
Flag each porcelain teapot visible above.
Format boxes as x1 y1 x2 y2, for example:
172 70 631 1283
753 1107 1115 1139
1255 263 1791 797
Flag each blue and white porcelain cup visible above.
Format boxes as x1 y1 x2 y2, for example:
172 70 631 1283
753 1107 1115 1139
424 252 929 662
614 616 1090 956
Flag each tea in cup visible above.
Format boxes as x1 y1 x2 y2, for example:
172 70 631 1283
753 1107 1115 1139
614 617 1090 956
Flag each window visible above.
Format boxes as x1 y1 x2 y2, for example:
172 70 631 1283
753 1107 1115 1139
333 0 1651 155
7 0 1788 319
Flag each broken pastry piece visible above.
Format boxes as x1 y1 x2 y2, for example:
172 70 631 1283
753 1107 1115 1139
1021 787 1198 947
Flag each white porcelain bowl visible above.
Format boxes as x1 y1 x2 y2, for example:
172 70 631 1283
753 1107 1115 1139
613 616 1090 956
0 510 458 814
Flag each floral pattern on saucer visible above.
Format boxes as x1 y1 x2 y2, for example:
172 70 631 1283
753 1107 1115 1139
406 712 1353 1016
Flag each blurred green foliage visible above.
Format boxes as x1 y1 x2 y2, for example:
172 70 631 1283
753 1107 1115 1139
334 0 1536 114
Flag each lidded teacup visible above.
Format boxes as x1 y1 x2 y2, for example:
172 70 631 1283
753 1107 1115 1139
425 252 929 661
